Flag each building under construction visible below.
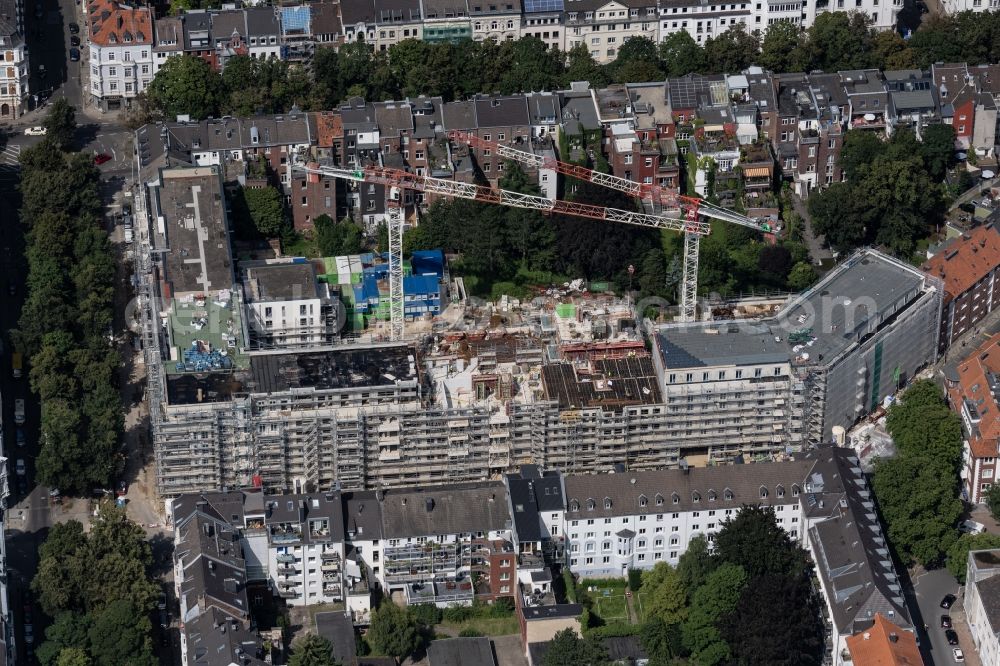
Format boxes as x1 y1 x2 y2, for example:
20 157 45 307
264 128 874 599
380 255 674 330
138 168 943 495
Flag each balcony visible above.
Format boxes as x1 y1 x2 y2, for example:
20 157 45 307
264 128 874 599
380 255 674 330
850 114 886 130
405 581 474 607
321 551 341 561
519 552 546 571
277 589 300 599
275 564 298 575
270 528 303 545
276 554 296 564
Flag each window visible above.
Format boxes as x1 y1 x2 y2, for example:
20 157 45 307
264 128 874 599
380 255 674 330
109 67 117 76
604 498 612 509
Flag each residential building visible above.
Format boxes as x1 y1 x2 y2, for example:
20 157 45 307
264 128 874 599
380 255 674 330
844 614 922 666
471 0 522 41
800 0 900 31
87 0 154 111
0 1 27 120
964 548 1000 666
773 72 846 194
519 0 564 50
422 0 473 42
245 7 282 59
945 331 1000 505
940 0 1000 12
341 0 423 49
562 457 815 576
241 260 339 348
884 69 939 138
934 63 977 152
656 0 755 47
563 0 657 64
429 637 498 666
840 69 890 134
210 9 249 71
922 223 1000 352
804 448 912 666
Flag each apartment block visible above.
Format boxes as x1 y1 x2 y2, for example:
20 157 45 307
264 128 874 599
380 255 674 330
923 223 1000 351
563 0 658 64
519 0 564 49
964 548 1000 666
0 2 27 120
773 73 846 195
242 260 339 348
471 0 523 41
87 0 154 111
945 332 1000 505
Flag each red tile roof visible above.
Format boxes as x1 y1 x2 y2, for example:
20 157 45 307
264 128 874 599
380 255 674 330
313 111 343 148
845 614 923 666
922 224 1000 302
949 331 1000 459
88 0 152 47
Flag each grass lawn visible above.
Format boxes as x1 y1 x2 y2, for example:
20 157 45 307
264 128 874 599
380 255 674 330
283 232 320 258
438 615 520 637
592 594 628 622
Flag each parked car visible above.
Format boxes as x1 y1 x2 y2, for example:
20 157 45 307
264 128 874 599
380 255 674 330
23 126 46 136
941 614 953 629
941 593 957 609
68 22 79 33
953 647 965 663
93 153 111 165
15 428 25 447
157 593 167 611
14 398 25 425
70 34 80 46
122 202 132 217
69 47 80 62
960 520 986 534
24 623 33 644
945 629 959 645
15 459 25 476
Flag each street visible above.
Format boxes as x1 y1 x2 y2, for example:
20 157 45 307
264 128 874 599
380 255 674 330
910 568 973 666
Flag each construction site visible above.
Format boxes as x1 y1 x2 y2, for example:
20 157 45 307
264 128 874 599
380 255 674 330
134 165 945 497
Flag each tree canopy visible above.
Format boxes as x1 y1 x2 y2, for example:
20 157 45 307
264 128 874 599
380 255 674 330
146 54 223 120
542 629 609 666
289 634 339 666
43 98 76 151
367 602 420 660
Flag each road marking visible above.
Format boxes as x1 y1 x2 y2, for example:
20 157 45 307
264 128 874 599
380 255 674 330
0 145 21 166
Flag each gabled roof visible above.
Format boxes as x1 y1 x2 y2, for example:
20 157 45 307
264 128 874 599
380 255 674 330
88 0 152 47
209 9 247 43
310 1 343 36
185 607 267 666
506 468 564 543
442 100 477 130
245 6 280 36
379 481 512 538
312 111 344 148
922 223 1000 301
428 637 497 666
845 613 922 665
474 94 530 128
946 331 1000 458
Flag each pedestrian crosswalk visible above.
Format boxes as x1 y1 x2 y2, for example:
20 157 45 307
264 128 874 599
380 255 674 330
0 144 21 166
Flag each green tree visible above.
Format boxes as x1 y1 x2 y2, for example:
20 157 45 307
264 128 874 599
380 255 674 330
641 562 688 625
908 15 963 68
315 215 363 257
719 573 824 666
921 123 957 181
713 505 809 578
38 613 92 666
612 36 663 83
146 54 223 121
806 12 875 71
542 628 609 666
947 532 1000 582
872 454 962 566
985 484 1000 522
759 22 810 73
681 563 747 665
808 182 868 252
839 130 886 182
243 186 287 238
55 649 91 666
873 30 916 70
43 97 77 151
87 601 157 666
787 262 817 291
565 44 609 87
289 633 338 666
659 32 707 77
703 25 760 73
885 380 962 468
33 520 90 615
677 534 716 599
639 617 684 666
367 602 420 660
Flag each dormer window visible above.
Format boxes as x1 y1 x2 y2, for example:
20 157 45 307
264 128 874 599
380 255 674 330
638 494 647 508
655 494 664 506
570 500 580 512
792 484 801 497
671 493 680 505
724 488 734 501
692 491 701 503
586 498 596 511
708 490 717 502
776 485 785 498
604 498 612 510
759 486 769 499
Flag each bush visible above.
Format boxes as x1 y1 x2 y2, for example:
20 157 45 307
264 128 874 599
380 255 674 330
561 569 578 604
585 622 642 639
442 605 474 623
458 628 484 637
627 568 642 592
410 603 442 627
488 597 515 617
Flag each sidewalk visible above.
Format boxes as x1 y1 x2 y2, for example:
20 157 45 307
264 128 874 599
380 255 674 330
952 588 983 666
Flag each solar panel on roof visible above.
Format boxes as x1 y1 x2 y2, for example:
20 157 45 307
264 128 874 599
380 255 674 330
523 0 563 12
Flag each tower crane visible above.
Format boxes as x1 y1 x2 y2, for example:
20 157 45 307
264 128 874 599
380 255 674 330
293 161 712 339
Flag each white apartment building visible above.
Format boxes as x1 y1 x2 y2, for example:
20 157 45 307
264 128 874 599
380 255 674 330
799 0 899 30
0 20 27 119
563 0 658 63
471 0 522 41
87 0 154 111
242 261 334 348
562 459 813 577
520 0 564 50
964 548 1000 666
940 0 1000 10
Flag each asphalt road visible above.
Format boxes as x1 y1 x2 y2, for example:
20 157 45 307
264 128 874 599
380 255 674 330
911 568 964 666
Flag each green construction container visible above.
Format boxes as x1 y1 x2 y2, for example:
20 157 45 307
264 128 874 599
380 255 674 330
556 303 576 319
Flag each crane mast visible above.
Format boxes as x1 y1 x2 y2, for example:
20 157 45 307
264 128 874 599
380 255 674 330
446 130 776 322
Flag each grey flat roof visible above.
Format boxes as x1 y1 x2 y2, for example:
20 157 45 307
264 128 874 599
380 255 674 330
245 262 318 301
658 250 929 370
428 637 496 666
157 166 234 298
